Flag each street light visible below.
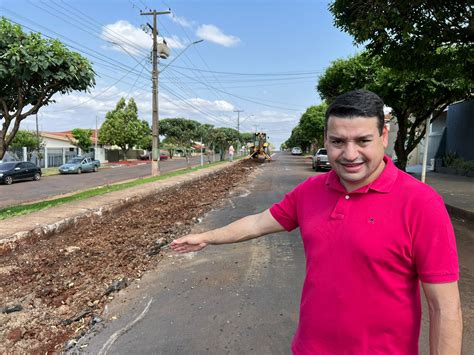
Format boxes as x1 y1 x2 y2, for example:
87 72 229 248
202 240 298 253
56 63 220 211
160 39 204 74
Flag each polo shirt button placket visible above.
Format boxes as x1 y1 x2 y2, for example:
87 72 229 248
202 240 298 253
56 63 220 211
330 193 351 220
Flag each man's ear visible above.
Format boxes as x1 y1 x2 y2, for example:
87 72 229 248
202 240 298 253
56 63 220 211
382 124 389 149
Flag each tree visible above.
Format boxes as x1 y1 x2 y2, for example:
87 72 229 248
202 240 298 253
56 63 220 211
70 128 93 153
317 52 472 170
329 0 473 74
160 118 201 166
99 98 147 158
283 125 310 153
0 18 95 160
283 104 326 153
299 104 327 153
197 124 216 163
135 121 152 151
9 130 43 151
212 127 241 160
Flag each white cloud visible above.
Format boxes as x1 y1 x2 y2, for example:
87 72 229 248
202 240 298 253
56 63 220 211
33 83 238 133
188 98 234 112
256 110 299 123
27 90 293 149
196 24 240 47
101 20 151 56
101 20 186 57
170 14 193 28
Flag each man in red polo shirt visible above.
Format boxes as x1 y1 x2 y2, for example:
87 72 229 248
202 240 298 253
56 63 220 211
171 90 462 354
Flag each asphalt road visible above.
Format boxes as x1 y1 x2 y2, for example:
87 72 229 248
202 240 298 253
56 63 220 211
0 155 211 208
74 152 474 354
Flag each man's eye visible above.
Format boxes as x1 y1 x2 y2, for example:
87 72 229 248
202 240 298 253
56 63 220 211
331 140 342 145
360 140 371 144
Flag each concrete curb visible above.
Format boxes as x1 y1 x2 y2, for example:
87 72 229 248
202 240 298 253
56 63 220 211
445 204 474 223
0 160 242 255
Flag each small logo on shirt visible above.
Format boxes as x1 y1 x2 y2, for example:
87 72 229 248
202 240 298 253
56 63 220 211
368 217 375 224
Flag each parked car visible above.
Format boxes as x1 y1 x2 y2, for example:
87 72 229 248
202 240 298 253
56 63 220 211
59 156 100 174
0 161 41 185
138 152 168 161
291 147 303 155
312 148 331 171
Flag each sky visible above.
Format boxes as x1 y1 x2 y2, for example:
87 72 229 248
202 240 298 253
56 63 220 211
1 0 361 149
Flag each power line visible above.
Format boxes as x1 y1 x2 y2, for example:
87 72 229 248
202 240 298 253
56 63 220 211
3 13 147 77
160 83 236 127
48 58 149 112
30 0 150 71
43 0 150 57
165 6 235 106
164 64 323 76
169 67 303 112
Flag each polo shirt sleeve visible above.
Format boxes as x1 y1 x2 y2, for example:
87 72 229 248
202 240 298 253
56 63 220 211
412 195 460 283
269 184 301 232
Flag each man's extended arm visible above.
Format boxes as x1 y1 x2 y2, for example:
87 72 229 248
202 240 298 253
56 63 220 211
421 282 463 355
170 209 285 253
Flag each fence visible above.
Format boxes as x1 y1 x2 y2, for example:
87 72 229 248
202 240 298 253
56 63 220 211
3 147 84 168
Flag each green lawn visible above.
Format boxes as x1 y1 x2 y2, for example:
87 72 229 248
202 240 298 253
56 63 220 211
0 160 229 220
41 167 60 177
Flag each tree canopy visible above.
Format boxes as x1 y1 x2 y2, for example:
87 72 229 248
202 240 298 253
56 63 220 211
0 17 95 159
135 120 152 151
70 128 93 153
329 0 473 73
9 130 43 151
283 104 326 153
160 118 201 164
99 98 149 157
317 52 472 170
212 127 241 160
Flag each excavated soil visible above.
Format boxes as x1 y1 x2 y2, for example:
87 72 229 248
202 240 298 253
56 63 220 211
0 160 260 353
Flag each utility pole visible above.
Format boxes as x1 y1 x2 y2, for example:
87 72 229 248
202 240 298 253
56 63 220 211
234 109 243 156
200 136 204 166
35 112 40 167
95 115 98 157
421 114 432 183
141 9 170 176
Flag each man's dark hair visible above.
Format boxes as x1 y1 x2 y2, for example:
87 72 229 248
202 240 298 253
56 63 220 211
325 89 385 135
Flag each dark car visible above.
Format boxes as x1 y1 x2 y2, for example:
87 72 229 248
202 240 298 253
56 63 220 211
312 148 331 171
138 152 168 161
0 161 42 185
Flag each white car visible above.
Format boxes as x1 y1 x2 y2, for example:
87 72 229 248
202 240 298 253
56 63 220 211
291 147 303 155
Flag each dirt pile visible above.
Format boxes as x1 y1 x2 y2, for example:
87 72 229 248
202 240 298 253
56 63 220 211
0 160 259 353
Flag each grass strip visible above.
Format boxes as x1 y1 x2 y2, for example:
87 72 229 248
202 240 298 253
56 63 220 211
0 160 229 220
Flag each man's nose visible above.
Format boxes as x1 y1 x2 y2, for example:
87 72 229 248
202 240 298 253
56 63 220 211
343 142 359 161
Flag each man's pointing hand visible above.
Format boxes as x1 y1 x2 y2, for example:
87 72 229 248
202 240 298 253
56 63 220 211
170 234 208 253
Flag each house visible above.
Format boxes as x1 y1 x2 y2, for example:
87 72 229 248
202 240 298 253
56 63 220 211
37 130 106 168
384 100 473 168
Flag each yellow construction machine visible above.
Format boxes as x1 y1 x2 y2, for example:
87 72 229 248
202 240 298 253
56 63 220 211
247 132 271 161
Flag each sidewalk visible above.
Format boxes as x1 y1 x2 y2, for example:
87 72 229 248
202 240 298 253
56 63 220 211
417 171 474 222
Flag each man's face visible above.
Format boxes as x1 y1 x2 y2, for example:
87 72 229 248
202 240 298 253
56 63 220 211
325 116 388 191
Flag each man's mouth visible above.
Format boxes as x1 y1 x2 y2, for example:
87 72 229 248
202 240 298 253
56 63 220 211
339 161 364 172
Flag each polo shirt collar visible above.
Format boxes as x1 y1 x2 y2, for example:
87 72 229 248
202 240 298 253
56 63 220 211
325 155 398 193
